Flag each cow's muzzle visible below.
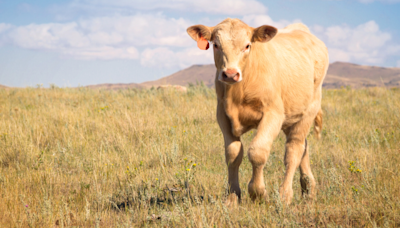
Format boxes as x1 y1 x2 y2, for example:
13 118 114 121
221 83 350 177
221 69 240 83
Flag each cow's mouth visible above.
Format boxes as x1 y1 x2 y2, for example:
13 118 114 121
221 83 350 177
221 71 240 84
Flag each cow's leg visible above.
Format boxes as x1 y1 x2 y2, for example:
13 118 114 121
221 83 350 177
217 103 243 205
281 116 316 204
299 139 316 198
248 111 284 201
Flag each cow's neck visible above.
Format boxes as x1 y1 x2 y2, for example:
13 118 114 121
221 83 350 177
224 83 244 104
223 60 265 105
222 71 263 136
221 49 274 136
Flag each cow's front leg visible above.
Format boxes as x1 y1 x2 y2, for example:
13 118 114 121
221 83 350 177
248 111 284 201
217 103 243 205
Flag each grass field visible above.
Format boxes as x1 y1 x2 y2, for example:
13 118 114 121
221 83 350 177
0 85 399 227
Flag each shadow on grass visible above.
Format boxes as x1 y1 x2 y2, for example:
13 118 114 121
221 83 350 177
109 180 207 210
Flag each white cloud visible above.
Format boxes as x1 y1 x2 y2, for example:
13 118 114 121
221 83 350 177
1 14 194 60
72 0 267 16
1 7 399 68
3 21 139 60
312 20 399 65
384 45 400 55
76 14 192 47
0 23 13 34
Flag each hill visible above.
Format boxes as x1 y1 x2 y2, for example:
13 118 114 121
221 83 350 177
323 62 400 88
140 64 216 88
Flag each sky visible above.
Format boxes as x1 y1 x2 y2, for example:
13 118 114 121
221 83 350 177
0 0 399 87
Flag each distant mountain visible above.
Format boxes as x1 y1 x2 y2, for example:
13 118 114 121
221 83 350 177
140 64 216 88
323 62 400 88
85 62 400 89
0 84 8 88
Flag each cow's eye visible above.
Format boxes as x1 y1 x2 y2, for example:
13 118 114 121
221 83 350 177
245 44 250 50
214 43 218 49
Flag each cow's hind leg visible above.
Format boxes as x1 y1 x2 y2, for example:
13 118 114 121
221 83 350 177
281 116 316 204
299 139 316 198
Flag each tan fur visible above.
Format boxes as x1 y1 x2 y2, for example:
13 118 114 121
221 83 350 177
314 109 323 139
187 18 329 205
281 23 310 33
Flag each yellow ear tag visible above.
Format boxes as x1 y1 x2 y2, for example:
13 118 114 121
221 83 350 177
197 37 209 50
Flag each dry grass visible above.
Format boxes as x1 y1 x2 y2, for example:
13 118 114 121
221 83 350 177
0 85 399 227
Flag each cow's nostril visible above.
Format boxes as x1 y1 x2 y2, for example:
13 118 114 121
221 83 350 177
224 69 239 78
222 72 228 79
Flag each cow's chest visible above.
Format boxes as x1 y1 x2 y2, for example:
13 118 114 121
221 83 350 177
224 99 263 137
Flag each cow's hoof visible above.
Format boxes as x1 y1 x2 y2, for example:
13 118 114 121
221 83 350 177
248 182 268 202
249 189 268 202
301 176 316 200
225 193 240 207
279 186 293 205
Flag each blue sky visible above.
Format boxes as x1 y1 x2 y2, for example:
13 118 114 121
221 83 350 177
0 0 399 87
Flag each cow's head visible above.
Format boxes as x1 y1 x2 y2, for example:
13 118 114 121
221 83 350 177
187 18 277 85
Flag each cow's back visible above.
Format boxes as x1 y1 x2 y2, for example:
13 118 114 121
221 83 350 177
256 24 329 117
273 25 328 89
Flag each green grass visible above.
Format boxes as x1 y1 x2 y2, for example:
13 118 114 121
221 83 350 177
0 85 399 227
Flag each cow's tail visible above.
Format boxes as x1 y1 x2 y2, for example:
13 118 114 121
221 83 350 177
314 109 323 140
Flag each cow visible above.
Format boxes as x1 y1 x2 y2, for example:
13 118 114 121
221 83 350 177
187 18 328 205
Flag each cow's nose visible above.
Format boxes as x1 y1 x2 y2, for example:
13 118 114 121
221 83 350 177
224 69 238 78
223 69 240 82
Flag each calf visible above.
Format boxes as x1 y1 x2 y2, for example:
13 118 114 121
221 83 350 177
187 19 328 204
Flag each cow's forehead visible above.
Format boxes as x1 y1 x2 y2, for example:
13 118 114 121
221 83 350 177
212 19 252 46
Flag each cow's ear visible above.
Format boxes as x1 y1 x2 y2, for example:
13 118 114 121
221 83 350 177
187 25 213 41
252 25 277 43
187 25 213 50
